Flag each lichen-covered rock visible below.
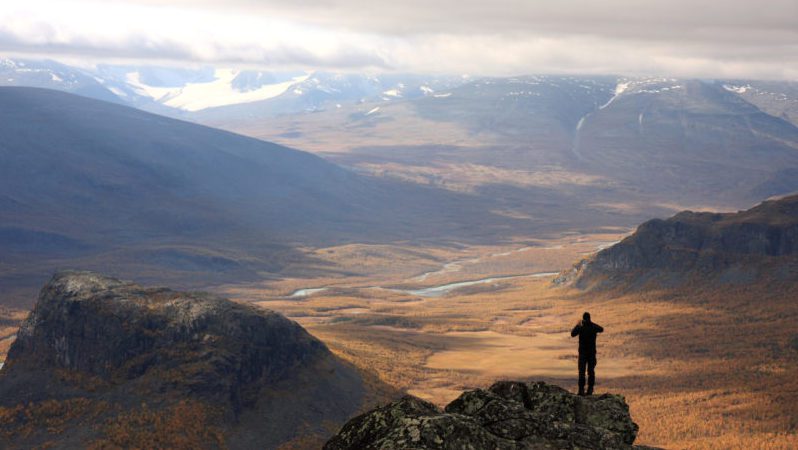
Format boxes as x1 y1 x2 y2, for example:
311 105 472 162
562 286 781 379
324 396 516 450
325 381 652 450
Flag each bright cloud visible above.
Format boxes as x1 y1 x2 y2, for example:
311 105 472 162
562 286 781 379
0 0 796 79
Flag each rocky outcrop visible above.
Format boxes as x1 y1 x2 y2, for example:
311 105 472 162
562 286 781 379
0 271 365 449
562 195 798 288
8 271 326 408
325 381 654 450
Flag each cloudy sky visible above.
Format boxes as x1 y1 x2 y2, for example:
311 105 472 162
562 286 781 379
1 0 796 79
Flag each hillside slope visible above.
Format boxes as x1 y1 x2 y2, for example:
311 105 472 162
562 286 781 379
564 194 798 289
0 87 521 306
217 76 798 212
574 80 798 204
0 272 368 449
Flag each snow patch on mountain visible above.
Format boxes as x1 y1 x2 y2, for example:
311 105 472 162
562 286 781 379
598 78 685 109
126 69 309 111
723 84 751 94
107 86 128 98
599 81 630 110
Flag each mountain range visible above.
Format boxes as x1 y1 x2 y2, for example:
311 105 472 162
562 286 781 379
4 57 797 130
226 75 798 216
5 58 797 211
3 57 798 305
0 58 467 117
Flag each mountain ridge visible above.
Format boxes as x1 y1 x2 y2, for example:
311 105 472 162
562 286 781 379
559 194 798 289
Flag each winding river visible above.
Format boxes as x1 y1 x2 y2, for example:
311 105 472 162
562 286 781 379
402 272 558 297
287 272 559 298
288 288 329 298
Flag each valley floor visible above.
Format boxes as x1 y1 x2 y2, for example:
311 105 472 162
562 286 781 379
219 233 798 450
1 232 796 449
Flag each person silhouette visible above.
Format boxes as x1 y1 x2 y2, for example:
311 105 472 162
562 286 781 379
570 312 604 396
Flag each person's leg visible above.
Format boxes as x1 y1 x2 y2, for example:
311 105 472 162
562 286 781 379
586 356 596 395
578 354 586 395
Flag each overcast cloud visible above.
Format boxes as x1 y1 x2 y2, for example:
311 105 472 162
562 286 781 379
1 0 796 79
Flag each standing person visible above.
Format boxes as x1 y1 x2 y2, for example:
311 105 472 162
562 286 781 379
570 312 604 396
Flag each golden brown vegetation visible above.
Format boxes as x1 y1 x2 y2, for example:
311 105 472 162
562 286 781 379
2 233 794 449
0 397 107 441
0 307 26 363
90 400 226 450
0 395 226 449
221 236 797 449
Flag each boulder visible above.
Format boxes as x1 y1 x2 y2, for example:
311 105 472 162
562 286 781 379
325 380 652 450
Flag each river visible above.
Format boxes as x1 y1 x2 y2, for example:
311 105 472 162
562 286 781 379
287 272 559 298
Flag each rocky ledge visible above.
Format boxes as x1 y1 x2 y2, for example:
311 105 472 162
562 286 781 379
325 381 656 450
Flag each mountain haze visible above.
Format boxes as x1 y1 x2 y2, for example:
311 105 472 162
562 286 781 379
4 59 797 210
0 87 529 306
234 76 798 210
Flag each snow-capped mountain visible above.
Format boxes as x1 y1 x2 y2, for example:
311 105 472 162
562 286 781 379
102 66 311 112
286 72 465 106
3 57 798 135
187 72 470 121
0 58 469 117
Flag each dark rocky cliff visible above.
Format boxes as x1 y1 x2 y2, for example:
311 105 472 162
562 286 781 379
560 195 798 288
0 271 365 449
325 380 656 450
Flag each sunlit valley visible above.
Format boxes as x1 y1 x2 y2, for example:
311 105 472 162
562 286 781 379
1 1 797 449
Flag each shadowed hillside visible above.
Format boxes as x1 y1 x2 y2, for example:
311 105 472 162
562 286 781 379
561 194 798 289
0 87 537 307
0 272 378 449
